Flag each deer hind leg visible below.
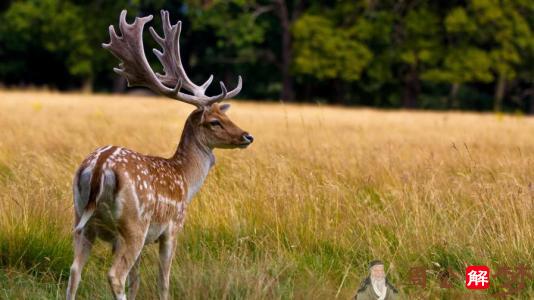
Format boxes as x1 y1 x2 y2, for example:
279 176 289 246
126 256 141 300
158 223 179 300
107 227 147 300
66 229 95 300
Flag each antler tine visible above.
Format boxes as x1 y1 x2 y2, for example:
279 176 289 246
162 9 172 32
200 75 214 91
148 27 165 45
203 76 243 106
150 9 244 104
118 9 128 38
102 10 155 87
104 9 243 108
103 10 206 107
150 13 197 94
226 75 243 99
219 82 228 99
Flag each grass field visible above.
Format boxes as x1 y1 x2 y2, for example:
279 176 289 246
0 90 533 299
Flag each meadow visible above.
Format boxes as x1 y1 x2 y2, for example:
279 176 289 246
0 91 532 299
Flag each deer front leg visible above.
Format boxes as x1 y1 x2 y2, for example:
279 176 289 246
108 228 147 300
126 256 141 300
158 225 178 300
66 229 95 300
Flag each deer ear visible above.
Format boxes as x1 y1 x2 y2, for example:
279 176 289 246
219 103 231 113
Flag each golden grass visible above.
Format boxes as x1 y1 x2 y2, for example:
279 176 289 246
0 90 533 299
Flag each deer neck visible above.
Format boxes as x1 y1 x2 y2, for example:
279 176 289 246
172 116 214 202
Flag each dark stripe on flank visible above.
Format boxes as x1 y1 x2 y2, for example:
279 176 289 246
87 146 117 209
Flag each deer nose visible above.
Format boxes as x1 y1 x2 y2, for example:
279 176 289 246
242 133 254 144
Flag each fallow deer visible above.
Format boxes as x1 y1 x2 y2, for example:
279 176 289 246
66 10 253 300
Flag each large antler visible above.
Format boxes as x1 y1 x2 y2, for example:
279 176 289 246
102 10 242 107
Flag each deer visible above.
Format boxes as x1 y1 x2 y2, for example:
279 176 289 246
66 10 254 300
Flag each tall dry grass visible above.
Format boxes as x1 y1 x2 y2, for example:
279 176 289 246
0 90 532 299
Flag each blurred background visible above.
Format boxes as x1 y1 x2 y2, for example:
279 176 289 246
0 0 533 113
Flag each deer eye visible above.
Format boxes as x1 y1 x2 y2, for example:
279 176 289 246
209 120 222 127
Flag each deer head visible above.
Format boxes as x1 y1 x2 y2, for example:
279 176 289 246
102 10 253 149
197 103 254 149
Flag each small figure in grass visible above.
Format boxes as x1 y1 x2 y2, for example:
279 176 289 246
354 260 399 300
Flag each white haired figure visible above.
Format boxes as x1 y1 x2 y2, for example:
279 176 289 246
354 260 399 300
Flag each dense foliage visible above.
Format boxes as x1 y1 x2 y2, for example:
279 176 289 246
1 0 533 112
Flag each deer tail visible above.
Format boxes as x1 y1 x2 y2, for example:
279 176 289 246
73 167 116 233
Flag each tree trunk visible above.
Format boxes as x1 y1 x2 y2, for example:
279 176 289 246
276 0 295 101
334 79 346 104
449 82 461 109
529 93 534 115
494 73 506 112
81 77 93 94
304 81 312 102
402 66 419 108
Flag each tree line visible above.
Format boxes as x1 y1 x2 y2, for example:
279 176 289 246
1 0 533 113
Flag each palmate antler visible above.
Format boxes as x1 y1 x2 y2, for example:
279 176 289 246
102 10 242 107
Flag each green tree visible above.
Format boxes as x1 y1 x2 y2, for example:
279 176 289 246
292 14 372 103
185 0 311 101
1 0 533 111
183 0 267 98
395 7 442 108
469 0 533 111
0 0 93 89
351 8 398 106
422 7 493 108
331 1 444 108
